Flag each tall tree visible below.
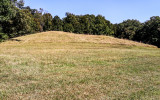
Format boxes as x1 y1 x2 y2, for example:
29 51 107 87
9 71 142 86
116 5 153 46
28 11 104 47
135 16 160 47
13 9 35 36
79 15 91 34
33 9 44 32
43 13 53 31
52 16 63 31
94 15 113 35
16 0 24 9
63 13 77 32
0 0 17 36
115 19 142 40
0 0 17 22
63 23 74 33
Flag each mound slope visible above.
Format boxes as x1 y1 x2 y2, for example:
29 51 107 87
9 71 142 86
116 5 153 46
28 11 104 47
0 31 156 48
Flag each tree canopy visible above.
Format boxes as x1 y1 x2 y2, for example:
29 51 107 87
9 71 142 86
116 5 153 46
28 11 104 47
0 0 160 47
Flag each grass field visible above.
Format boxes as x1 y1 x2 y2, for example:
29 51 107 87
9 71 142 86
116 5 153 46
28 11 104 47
0 31 160 100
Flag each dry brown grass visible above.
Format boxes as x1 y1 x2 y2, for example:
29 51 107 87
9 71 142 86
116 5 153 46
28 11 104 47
0 31 159 100
1 31 156 48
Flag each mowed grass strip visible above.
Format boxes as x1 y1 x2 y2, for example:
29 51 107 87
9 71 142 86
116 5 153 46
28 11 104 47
0 31 160 100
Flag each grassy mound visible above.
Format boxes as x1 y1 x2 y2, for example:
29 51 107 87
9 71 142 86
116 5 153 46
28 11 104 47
0 31 159 99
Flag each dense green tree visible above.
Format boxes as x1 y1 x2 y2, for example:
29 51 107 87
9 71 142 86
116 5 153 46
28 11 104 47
16 0 24 9
0 25 8 41
0 0 17 22
62 13 114 35
63 13 78 32
79 15 91 34
63 13 77 24
135 16 160 47
0 0 17 34
63 23 74 32
73 21 85 34
13 9 35 36
115 19 142 40
43 13 53 31
0 0 42 39
85 15 96 34
93 15 113 35
32 9 44 32
52 16 63 31
22 6 37 15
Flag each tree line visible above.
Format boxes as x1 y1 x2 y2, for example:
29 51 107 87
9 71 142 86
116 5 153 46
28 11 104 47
0 0 160 47
115 18 160 47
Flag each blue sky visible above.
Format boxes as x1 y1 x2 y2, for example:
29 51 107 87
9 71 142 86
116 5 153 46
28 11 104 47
24 0 160 24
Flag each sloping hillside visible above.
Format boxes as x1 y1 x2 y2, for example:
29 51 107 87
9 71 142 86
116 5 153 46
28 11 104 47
1 31 156 48
0 31 159 100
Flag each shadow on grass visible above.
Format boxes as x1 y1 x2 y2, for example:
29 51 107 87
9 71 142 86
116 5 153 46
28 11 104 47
10 39 22 42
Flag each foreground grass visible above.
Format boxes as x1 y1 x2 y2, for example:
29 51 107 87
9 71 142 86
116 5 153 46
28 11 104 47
0 31 160 100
